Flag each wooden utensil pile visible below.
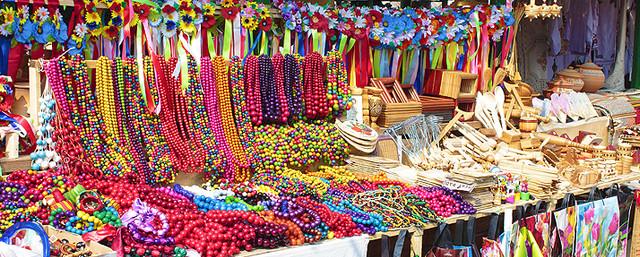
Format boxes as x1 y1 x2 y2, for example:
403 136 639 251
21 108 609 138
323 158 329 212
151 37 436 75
346 155 400 175
497 159 559 198
475 91 507 137
449 170 496 210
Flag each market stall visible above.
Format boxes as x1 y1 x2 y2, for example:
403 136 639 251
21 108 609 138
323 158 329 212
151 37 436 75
0 0 639 257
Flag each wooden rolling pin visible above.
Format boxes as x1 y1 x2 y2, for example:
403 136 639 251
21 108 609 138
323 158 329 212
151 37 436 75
531 132 595 151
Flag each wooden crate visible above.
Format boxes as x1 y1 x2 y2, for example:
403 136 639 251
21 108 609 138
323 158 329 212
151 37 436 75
0 155 31 175
424 70 478 99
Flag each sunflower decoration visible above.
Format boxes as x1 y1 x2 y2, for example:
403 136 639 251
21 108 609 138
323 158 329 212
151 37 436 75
202 2 217 29
178 0 197 35
256 3 272 32
102 0 125 39
131 3 151 26
241 16 258 31
221 0 235 9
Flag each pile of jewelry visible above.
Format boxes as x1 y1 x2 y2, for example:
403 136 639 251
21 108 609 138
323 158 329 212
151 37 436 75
0 165 475 257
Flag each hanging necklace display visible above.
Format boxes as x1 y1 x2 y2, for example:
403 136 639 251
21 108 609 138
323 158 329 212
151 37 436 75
283 54 303 121
325 50 352 119
202 56 237 177
136 57 176 184
229 56 260 171
245 55 263 125
186 56 224 179
156 57 199 172
303 52 328 120
272 54 289 123
30 79 60 171
213 56 250 182
44 59 91 176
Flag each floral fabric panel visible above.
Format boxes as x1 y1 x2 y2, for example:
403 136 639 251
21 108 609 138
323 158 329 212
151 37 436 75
575 197 620 257
553 206 577 257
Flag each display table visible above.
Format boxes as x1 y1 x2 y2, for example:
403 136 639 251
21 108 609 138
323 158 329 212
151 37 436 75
244 172 639 257
239 235 369 257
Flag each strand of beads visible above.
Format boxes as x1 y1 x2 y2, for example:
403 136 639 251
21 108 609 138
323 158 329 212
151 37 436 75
0 182 28 210
64 57 128 176
259 210 305 246
155 57 194 171
112 59 131 144
245 55 263 125
272 54 289 123
294 196 361 239
30 82 60 171
95 57 120 139
295 54 306 119
325 51 352 118
284 54 303 120
258 55 281 123
143 56 159 108
303 52 328 119
87 57 134 177
323 199 386 234
229 56 260 171
185 56 223 178
213 56 250 181
121 58 154 182
48 208 75 229
45 60 89 175
351 186 440 228
201 56 236 176
131 58 176 184
173 57 205 172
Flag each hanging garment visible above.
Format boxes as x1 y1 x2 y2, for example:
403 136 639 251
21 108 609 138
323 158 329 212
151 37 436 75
567 0 595 55
594 0 618 76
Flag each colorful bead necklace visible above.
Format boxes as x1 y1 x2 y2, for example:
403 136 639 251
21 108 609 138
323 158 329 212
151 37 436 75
201 56 235 177
213 56 250 181
228 56 260 171
186 56 223 178
245 55 263 125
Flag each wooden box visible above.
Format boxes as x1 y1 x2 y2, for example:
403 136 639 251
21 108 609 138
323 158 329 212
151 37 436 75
424 70 478 99
44 225 116 257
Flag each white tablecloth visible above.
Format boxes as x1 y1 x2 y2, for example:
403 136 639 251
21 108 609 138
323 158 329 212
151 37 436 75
241 235 369 257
